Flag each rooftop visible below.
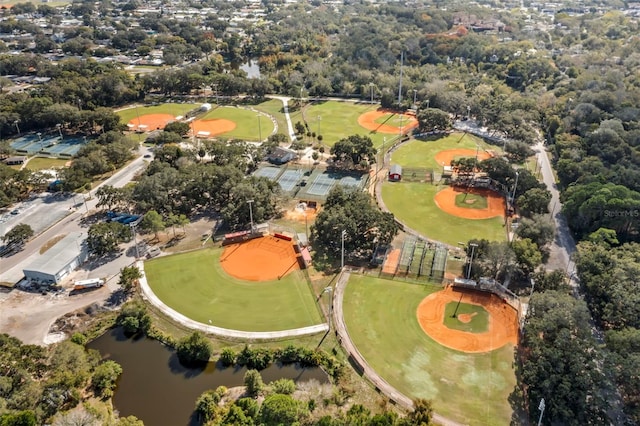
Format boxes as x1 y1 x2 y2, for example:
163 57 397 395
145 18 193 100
23 232 86 275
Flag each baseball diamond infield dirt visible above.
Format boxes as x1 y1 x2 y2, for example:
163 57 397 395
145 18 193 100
416 286 518 353
220 236 300 281
357 109 418 134
434 187 506 220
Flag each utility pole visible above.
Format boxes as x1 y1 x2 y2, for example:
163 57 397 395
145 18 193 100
257 114 262 141
323 286 333 330
397 51 404 107
511 171 520 204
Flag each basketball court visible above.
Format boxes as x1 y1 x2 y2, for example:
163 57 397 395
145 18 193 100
220 235 300 281
416 285 518 353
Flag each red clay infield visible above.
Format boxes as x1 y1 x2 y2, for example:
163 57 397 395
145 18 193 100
434 148 492 166
191 119 236 137
220 236 299 281
128 114 175 131
416 286 518 353
357 109 418 134
434 187 506 219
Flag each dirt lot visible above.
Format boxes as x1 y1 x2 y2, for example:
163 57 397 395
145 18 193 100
0 217 218 345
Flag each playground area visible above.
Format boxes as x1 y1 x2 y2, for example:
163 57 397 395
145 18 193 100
416 285 519 353
357 109 419 134
434 187 506 220
220 234 302 281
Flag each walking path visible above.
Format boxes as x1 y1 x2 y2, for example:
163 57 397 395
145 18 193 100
137 261 329 340
267 95 297 142
333 270 466 426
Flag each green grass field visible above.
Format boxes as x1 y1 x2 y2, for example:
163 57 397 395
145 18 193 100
343 275 516 425
302 101 391 148
382 182 506 245
200 106 276 141
390 133 495 171
455 192 488 209
145 248 322 331
443 302 489 333
25 157 69 171
117 103 197 125
256 99 290 141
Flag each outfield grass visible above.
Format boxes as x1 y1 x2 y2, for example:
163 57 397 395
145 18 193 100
145 248 322 331
117 103 197 124
25 157 69 171
200 106 276 141
303 101 390 148
443 302 489 333
343 275 516 425
390 133 495 171
455 192 488 209
382 182 506 245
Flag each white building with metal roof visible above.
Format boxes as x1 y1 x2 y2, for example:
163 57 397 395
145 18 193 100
23 232 88 284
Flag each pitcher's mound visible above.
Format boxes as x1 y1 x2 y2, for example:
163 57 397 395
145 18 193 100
220 236 300 281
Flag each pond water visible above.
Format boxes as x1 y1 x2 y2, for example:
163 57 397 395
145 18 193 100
239 60 261 79
88 328 329 426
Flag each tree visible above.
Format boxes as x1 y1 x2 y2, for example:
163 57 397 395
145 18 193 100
118 265 142 293
115 416 144 426
244 369 264 397
408 399 434 426
87 222 131 256
259 394 302 426
140 210 165 239
176 332 212 366
417 108 451 133
92 360 123 399
195 388 226 424
515 215 554 250
516 188 551 217
0 411 36 426
1 223 33 247
163 121 190 136
116 301 151 334
166 213 189 237
330 135 377 169
269 378 296 395
311 186 398 264
511 238 542 276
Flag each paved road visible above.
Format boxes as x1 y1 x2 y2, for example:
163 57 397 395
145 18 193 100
0 146 152 284
267 95 297 142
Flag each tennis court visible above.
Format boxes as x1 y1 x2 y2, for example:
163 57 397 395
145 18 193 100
43 137 87 157
340 175 363 188
307 173 337 196
254 166 282 180
277 169 304 192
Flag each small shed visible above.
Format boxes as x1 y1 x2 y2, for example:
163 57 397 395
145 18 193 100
388 164 402 181
4 156 27 166
267 147 297 165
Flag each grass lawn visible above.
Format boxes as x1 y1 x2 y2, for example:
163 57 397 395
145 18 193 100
144 247 322 331
303 101 390 148
382 182 506 245
443 302 489 333
200 106 275 141
343 275 516 425
455 192 488 209
117 103 197 124
25 157 69 171
390 133 495 171
256 99 290 141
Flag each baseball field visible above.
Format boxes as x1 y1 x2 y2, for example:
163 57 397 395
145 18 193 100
144 245 322 331
342 274 517 425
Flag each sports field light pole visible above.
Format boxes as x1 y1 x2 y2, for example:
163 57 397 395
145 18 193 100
257 114 262 142
413 89 417 107
56 123 63 139
340 230 346 270
511 171 520 204
323 286 333 330
466 243 478 280
14 120 20 136
130 222 140 259
369 82 374 104
247 199 255 232
316 115 321 136
537 398 545 426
